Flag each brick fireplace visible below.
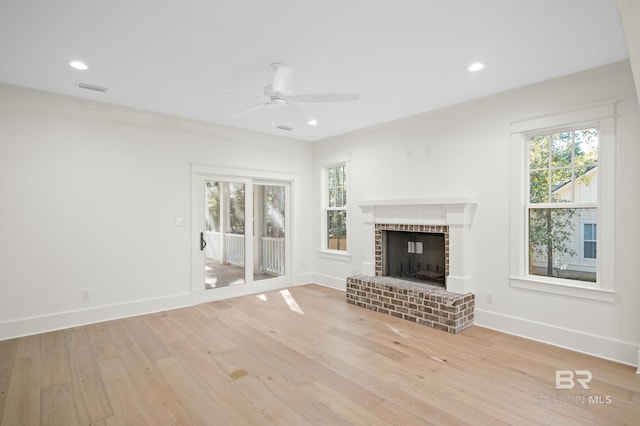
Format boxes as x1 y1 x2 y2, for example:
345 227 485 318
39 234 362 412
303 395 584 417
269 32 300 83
347 198 478 333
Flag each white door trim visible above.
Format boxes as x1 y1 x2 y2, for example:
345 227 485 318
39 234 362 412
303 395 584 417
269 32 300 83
190 163 295 305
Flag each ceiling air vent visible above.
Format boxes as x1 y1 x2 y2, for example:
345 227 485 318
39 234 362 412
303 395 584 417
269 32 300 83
276 125 293 131
78 82 108 93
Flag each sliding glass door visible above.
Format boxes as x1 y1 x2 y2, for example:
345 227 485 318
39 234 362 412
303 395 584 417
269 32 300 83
195 174 290 301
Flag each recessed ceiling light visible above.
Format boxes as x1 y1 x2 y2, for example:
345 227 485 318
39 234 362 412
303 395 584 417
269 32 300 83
307 119 318 126
69 60 88 70
468 62 484 72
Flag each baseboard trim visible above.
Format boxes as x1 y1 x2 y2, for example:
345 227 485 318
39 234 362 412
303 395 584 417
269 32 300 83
293 272 314 286
0 292 192 341
311 273 347 290
475 308 639 367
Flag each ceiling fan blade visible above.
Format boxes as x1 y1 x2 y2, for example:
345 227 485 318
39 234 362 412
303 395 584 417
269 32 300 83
272 64 294 95
288 93 360 103
231 102 270 118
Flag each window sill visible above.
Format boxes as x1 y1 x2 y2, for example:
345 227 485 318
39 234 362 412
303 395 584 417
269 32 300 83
318 250 352 262
510 276 616 303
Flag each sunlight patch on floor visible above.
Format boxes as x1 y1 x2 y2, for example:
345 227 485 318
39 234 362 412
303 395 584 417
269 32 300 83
280 289 304 314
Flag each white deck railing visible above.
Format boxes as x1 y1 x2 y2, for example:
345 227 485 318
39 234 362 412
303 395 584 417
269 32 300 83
205 232 284 275
225 233 245 266
261 237 285 275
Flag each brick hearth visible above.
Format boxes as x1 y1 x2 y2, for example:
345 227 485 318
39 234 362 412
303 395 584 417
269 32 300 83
346 275 474 334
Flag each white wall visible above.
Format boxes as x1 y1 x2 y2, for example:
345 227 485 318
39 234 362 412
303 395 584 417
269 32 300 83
2 61 638 367
312 61 640 366
0 84 313 339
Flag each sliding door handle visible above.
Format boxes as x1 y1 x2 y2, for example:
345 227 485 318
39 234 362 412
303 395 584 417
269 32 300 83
200 232 207 251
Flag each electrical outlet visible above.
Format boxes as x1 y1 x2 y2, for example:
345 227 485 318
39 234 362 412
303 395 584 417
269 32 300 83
81 289 91 301
486 292 495 304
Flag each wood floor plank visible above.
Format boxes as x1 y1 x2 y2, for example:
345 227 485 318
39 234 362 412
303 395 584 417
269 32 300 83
308 340 485 425
40 383 80 426
105 320 136 349
14 334 41 360
97 357 157 425
234 323 386 411
119 316 171 361
0 284 638 425
1 355 40 426
40 330 71 388
140 310 187 346
0 339 18 417
208 345 346 425
154 355 241 426
326 326 409 361
182 321 353 425
65 327 113 424
115 344 195 425
86 322 119 362
300 379 389 425
371 399 454 426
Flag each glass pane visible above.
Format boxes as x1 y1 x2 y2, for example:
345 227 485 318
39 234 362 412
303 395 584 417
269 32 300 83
205 182 220 232
551 132 573 167
327 210 347 251
584 241 596 259
342 179 347 206
328 165 346 208
227 183 245 234
255 185 286 281
551 167 573 202
583 223 597 259
528 208 597 282
529 135 549 169
575 128 598 166
584 223 595 240
529 170 549 203
575 166 598 203
204 181 245 290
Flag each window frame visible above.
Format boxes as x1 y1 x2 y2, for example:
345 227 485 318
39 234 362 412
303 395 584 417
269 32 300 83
509 102 616 302
319 154 351 259
525 126 599 283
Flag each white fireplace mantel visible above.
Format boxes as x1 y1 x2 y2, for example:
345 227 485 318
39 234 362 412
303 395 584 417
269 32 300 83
358 197 478 226
358 197 478 295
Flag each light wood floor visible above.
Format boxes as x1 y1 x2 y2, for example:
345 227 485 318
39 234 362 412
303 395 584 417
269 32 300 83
1 284 638 425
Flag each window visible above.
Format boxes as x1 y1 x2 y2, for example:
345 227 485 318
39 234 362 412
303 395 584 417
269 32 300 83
583 223 596 260
527 128 598 283
326 163 348 251
318 154 351 257
509 102 616 301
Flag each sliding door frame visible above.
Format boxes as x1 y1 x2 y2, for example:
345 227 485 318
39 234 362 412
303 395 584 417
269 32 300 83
190 163 294 304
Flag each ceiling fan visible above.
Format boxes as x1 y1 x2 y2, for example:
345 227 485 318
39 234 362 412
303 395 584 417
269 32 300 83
231 63 359 118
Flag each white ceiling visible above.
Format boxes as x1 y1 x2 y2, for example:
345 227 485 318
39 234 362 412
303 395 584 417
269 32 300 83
0 0 629 142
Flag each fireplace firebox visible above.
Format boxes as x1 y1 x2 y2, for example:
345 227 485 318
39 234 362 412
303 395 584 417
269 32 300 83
382 230 446 285
375 224 449 284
